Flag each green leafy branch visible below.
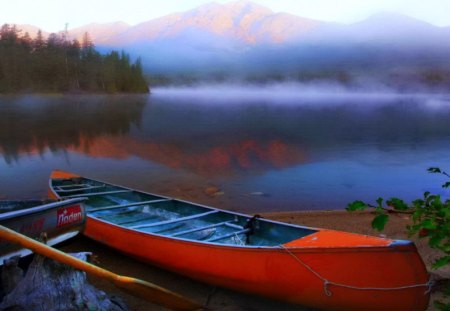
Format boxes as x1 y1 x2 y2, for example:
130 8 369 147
347 168 449 310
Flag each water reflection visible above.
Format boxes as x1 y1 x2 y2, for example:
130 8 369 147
0 95 312 175
0 95 145 164
143 94 450 148
2 95 450 173
0 92 449 211
69 136 308 176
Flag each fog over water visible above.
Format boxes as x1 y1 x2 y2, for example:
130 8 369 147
152 83 449 104
0 87 449 212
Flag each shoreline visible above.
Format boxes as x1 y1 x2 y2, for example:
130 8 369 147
59 209 448 311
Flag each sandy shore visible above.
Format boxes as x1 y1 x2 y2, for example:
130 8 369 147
60 210 448 311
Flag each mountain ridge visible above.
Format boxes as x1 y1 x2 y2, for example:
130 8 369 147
5 1 450 78
104 0 323 45
8 1 448 47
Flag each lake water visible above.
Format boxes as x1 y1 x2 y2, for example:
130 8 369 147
1 88 449 213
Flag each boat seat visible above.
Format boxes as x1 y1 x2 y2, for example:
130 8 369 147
130 210 219 230
88 199 170 213
152 223 186 234
192 228 216 240
225 223 244 230
56 185 106 193
207 228 250 243
56 183 91 189
170 220 235 237
109 215 159 225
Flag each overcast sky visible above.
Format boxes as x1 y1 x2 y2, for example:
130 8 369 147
2 0 450 32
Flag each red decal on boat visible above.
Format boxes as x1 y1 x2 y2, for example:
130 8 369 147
20 218 45 234
57 205 82 227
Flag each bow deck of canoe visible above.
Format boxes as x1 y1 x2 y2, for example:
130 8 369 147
49 170 431 311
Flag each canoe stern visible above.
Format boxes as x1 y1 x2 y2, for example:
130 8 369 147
0 198 87 262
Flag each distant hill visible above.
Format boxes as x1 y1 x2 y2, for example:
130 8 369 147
14 1 450 51
7 1 450 89
107 1 322 45
69 21 130 45
10 24 49 38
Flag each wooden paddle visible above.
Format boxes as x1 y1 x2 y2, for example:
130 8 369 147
0 225 203 311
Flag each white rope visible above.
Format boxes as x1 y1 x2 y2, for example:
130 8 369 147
278 245 433 297
233 232 245 246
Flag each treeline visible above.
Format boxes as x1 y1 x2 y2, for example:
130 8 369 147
148 69 450 92
0 24 148 93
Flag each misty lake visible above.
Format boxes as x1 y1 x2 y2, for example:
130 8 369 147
1 87 450 213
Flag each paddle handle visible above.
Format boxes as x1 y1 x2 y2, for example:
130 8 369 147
0 225 203 311
0 225 116 279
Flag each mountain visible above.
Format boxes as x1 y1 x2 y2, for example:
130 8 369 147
64 2 450 76
11 24 49 38
311 12 450 47
9 2 450 50
69 21 130 45
6 1 450 81
80 1 329 73
110 1 322 46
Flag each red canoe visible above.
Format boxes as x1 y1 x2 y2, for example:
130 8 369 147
49 170 430 311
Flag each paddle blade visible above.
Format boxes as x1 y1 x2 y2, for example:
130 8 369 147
114 276 203 311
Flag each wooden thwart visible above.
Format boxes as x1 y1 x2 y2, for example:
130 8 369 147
207 229 250 243
130 211 219 230
57 183 91 189
116 215 159 226
56 185 105 193
225 223 244 230
170 221 234 237
88 199 171 213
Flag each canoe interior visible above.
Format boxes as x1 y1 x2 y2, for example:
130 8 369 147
0 200 54 214
52 178 317 247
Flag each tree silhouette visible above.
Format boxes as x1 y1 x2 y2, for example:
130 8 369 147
0 24 149 93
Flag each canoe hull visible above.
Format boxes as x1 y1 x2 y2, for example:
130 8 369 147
48 171 430 311
84 216 429 311
0 198 86 263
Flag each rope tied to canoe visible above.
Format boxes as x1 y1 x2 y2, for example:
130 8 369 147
278 245 433 297
233 232 245 246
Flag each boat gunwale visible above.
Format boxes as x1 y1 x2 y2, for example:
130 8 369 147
49 175 321 231
0 197 87 221
86 215 418 253
49 174 412 251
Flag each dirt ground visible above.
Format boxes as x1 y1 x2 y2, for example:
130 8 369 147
59 210 449 311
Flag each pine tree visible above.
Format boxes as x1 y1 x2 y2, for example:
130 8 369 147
0 24 149 94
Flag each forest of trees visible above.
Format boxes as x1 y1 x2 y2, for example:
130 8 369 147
0 24 149 93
